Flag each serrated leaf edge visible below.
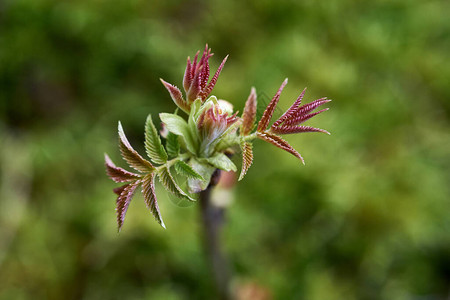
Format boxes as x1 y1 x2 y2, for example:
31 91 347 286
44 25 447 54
145 114 168 164
174 160 204 180
142 173 166 229
238 141 253 181
118 122 154 173
158 166 195 202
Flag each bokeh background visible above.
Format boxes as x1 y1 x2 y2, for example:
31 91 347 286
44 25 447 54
1 0 449 299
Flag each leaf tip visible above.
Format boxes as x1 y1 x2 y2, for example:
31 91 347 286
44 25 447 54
118 121 125 136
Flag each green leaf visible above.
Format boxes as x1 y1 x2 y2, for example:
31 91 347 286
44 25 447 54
202 152 237 172
159 113 188 137
142 173 165 229
145 114 168 164
159 113 197 154
187 158 216 193
190 98 203 118
188 99 203 145
165 132 180 158
118 122 154 173
174 160 204 180
158 166 195 202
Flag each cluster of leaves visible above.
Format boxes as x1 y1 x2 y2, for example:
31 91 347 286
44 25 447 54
105 45 330 230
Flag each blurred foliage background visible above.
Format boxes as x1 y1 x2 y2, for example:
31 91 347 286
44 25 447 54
1 0 449 299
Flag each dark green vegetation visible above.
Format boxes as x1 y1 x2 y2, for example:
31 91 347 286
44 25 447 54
1 0 449 299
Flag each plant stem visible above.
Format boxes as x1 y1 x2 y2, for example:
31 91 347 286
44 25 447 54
199 170 232 300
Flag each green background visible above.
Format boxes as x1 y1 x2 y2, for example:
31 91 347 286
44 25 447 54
1 0 449 299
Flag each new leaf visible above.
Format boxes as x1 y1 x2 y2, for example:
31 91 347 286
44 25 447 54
158 166 195 202
118 122 154 173
105 154 141 182
159 113 197 154
174 160 204 180
116 180 141 231
238 141 253 181
145 114 168 164
165 133 180 158
142 173 165 229
203 152 237 172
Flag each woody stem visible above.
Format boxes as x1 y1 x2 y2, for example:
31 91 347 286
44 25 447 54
199 169 232 300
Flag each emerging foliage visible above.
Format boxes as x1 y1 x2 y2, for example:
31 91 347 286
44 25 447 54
118 122 154 173
142 173 165 228
255 79 331 165
238 141 253 181
158 166 195 202
241 87 257 136
257 79 288 132
174 160 204 180
115 180 141 230
165 133 180 158
145 115 168 164
105 154 141 182
105 45 331 229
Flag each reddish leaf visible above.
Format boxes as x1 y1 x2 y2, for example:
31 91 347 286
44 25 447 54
271 125 330 135
241 87 257 136
199 55 228 100
118 122 154 173
257 131 304 164
116 180 141 231
187 67 203 103
183 56 192 92
160 79 189 113
273 88 306 127
281 108 329 127
191 51 200 78
199 45 212 89
257 78 288 132
113 184 129 196
238 141 253 181
142 173 165 229
105 154 141 183
291 98 331 119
